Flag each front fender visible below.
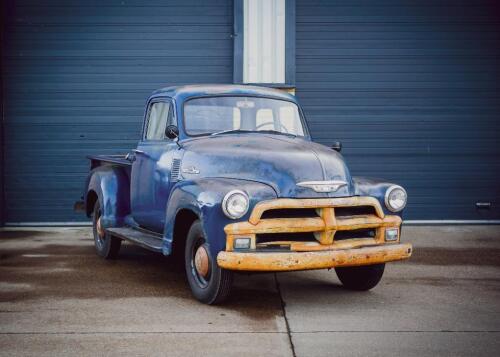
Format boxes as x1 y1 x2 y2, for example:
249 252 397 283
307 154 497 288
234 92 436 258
162 178 277 256
353 176 405 217
85 166 130 228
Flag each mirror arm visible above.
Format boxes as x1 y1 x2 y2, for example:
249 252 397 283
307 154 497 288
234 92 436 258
174 137 182 149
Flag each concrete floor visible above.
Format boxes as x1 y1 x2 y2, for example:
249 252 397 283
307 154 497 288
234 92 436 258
0 225 499 356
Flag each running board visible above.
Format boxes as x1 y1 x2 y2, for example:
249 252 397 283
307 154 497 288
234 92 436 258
106 227 163 253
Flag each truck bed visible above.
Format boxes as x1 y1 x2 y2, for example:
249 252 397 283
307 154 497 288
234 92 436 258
87 154 132 170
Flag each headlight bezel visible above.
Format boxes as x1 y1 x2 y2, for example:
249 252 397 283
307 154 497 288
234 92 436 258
384 185 407 212
222 189 250 219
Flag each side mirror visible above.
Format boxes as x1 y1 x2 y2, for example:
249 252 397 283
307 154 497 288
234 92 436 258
331 141 342 152
165 125 179 140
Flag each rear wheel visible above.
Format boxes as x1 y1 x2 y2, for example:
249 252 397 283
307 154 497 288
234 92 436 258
185 220 233 304
92 201 121 259
335 263 385 291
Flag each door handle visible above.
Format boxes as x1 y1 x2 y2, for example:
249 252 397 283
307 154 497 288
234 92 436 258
132 149 145 155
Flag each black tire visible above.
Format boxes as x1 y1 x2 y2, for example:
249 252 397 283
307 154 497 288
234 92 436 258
335 263 385 291
185 220 233 304
92 201 121 259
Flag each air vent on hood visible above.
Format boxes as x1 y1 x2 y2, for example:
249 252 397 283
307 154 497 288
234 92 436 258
170 159 181 182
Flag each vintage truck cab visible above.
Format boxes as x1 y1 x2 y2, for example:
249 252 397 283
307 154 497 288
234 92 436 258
83 84 412 304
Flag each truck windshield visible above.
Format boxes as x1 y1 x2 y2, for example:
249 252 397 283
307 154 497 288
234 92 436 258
183 96 306 137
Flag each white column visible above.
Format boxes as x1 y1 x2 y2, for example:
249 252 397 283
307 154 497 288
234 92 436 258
243 0 285 83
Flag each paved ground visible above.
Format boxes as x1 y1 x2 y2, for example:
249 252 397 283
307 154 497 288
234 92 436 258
0 225 499 356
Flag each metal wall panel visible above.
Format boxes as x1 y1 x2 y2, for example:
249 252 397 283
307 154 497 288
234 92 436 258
296 0 500 220
2 0 233 223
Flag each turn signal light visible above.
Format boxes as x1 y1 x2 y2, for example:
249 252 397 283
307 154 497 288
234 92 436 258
234 238 251 250
385 228 399 242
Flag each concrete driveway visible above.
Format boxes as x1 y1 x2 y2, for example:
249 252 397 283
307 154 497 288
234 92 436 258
1 226 499 356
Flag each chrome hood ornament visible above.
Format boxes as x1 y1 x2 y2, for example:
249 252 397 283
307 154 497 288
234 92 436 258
297 180 348 193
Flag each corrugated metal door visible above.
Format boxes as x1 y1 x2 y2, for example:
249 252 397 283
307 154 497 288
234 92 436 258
296 0 500 220
2 0 233 223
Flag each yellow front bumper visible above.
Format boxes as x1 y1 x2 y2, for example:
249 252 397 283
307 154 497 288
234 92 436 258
217 243 412 272
218 196 412 272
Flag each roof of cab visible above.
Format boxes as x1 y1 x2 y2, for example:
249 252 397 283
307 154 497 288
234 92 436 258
150 84 296 102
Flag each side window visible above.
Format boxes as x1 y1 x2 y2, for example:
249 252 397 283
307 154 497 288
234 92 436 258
166 103 176 127
145 101 170 140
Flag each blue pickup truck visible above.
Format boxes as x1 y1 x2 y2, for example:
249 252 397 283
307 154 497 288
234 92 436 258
82 84 412 304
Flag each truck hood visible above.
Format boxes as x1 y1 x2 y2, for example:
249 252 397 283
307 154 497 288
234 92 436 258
180 134 354 198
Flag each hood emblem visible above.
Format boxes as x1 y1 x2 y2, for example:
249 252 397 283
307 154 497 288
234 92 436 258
182 166 200 175
297 180 347 193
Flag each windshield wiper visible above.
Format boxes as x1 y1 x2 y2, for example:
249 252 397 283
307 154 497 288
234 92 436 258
210 129 252 136
255 130 297 138
210 129 297 138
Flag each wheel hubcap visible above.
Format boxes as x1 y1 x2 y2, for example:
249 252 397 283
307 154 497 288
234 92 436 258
96 216 105 238
194 245 210 278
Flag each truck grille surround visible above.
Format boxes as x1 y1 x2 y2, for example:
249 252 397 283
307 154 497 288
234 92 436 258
223 197 402 252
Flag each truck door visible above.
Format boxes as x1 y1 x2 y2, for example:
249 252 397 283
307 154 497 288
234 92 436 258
130 98 178 232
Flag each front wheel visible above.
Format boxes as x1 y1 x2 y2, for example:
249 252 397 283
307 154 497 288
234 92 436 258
185 220 233 304
92 201 121 259
335 263 385 291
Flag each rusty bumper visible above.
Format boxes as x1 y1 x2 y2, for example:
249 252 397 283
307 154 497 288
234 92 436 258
217 243 412 272
218 197 411 272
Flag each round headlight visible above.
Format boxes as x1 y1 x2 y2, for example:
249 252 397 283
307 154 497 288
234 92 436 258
385 185 407 212
222 190 249 219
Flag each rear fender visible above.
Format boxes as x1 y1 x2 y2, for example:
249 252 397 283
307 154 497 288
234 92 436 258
85 166 131 228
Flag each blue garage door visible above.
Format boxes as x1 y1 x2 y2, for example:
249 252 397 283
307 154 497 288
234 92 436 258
296 0 500 220
2 0 233 223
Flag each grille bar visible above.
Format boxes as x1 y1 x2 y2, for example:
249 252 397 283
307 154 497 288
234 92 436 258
249 197 384 225
224 215 401 235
